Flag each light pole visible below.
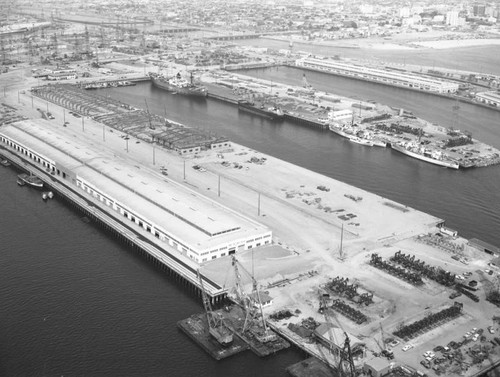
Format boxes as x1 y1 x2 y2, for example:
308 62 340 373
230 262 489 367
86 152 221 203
152 143 155 165
82 117 85 131
183 160 186 180
103 125 105 141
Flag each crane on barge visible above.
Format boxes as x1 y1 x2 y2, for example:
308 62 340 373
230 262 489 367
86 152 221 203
231 255 277 343
197 269 233 347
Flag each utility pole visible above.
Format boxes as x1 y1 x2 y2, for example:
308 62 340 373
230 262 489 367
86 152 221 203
218 175 221 197
339 223 344 260
257 192 261 216
183 160 186 180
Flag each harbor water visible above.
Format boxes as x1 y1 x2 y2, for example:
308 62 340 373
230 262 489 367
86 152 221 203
1 62 500 376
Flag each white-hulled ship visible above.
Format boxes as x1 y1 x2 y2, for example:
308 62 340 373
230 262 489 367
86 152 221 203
328 124 387 147
150 72 207 97
391 142 460 169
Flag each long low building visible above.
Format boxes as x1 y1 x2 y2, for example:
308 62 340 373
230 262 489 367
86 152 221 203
0 121 272 264
475 91 500 107
296 58 459 94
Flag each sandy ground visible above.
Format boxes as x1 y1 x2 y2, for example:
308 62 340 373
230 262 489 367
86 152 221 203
3 66 500 375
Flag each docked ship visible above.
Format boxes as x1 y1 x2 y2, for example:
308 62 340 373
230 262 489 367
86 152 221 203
150 72 207 97
17 173 44 188
329 124 387 147
238 100 284 120
391 143 460 169
328 123 355 139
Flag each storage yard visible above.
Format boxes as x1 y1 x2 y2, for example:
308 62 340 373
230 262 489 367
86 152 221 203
2 65 500 377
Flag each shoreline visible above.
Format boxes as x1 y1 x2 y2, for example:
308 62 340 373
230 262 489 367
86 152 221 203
264 35 500 51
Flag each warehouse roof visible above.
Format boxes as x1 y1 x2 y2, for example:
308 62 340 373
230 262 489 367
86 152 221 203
1 122 270 251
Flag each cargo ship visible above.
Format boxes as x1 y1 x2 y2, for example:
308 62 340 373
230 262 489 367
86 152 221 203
150 72 207 97
391 143 460 169
238 100 284 120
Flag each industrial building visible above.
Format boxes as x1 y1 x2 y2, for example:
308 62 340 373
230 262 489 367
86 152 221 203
296 58 460 94
0 121 272 264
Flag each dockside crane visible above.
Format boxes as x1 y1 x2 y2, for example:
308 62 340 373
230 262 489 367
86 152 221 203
197 269 233 347
319 292 356 377
144 99 155 130
231 255 277 342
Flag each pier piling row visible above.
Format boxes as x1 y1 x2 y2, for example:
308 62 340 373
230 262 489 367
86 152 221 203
0 149 228 305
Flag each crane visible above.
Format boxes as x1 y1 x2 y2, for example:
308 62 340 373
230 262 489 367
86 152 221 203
143 99 155 130
197 269 233 347
378 322 394 360
319 292 356 377
231 255 277 342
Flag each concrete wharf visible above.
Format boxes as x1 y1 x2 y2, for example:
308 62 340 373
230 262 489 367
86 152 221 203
0 147 228 303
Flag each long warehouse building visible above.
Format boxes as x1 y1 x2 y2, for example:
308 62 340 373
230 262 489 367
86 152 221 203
296 57 459 93
0 121 272 264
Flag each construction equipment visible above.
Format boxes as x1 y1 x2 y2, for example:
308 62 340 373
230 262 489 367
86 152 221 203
197 269 233 347
319 293 356 377
143 99 155 130
378 322 394 360
231 255 277 343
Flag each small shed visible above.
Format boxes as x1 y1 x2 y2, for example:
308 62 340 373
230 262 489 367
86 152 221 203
363 357 394 377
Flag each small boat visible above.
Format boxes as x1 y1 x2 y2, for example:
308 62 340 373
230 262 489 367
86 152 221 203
1 159 11 167
17 173 44 188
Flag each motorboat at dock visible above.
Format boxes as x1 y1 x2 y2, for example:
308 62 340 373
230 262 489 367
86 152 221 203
17 173 44 188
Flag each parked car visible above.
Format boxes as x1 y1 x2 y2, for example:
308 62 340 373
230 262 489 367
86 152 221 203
402 344 413 352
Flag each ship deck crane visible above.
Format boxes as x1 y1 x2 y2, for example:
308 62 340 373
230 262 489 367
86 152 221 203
197 269 233 347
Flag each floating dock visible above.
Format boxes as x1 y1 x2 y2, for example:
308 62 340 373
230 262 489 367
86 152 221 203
177 314 248 360
178 304 290 361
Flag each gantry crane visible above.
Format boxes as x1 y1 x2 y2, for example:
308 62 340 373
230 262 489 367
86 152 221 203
197 269 233 347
